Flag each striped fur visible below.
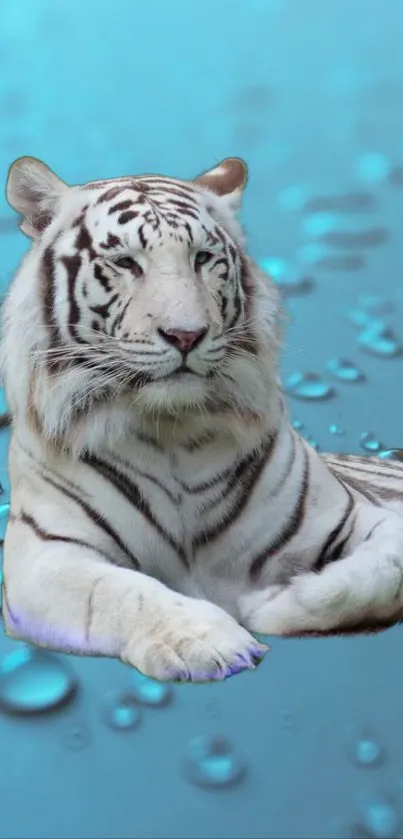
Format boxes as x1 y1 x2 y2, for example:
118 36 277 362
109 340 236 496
1 155 403 683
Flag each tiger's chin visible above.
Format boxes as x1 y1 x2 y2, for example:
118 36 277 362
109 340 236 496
134 372 213 417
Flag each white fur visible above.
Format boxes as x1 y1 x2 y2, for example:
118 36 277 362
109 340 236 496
2 158 403 683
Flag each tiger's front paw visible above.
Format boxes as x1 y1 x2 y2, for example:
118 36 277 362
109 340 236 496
121 596 269 682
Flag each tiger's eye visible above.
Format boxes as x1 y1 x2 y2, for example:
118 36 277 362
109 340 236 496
194 251 212 270
114 256 143 277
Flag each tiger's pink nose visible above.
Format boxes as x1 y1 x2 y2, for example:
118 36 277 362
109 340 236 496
158 327 208 354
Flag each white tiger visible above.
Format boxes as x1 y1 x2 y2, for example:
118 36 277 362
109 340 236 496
1 155 403 683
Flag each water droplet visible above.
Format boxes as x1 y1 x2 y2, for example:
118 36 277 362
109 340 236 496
302 212 341 237
347 309 377 329
329 423 345 436
259 257 313 295
0 502 10 540
279 709 296 729
360 432 382 453
131 671 173 707
297 243 364 270
321 227 388 249
285 372 334 401
356 153 390 184
62 723 91 751
358 324 403 357
0 646 77 714
378 449 403 461
102 689 141 731
306 436 320 450
297 242 330 265
183 735 246 789
358 294 391 315
327 358 365 383
388 165 403 188
347 730 384 768
362 793 400 838
292 419 304 430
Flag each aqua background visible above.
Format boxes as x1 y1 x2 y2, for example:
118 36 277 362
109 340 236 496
1 0 403 836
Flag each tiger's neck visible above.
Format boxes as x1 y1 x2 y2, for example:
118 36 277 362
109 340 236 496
24 386 285 462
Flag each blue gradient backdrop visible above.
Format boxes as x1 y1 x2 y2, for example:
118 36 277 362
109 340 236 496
1 1 403 836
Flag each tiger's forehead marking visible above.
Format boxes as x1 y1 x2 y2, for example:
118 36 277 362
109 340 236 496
74 175 218 250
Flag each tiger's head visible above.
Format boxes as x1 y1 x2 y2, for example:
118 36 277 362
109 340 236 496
1 156 282 452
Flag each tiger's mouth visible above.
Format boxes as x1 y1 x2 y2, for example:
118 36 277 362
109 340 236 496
162 364 203 380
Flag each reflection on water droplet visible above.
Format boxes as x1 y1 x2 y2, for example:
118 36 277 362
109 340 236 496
0 646 77 714
379 449 403 461
285 372 334 401
298 242 330 265
361 432 382 453
356 153 390 184
329 423 345 436
0 502 10 540
358 324 403 357
184 734 246 789
347 729 384 768
327 358 365 383
131 671 172 707
302 212 340 237
62 723 91 751
363 793 400 838
292 419 304 430
347 309 377 329
259 257 313 295
102 689 141 731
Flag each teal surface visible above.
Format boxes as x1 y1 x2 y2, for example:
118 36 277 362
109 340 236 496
1 1 403 837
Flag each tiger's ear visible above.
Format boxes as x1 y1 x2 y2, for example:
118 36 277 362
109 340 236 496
6 156 68 238
194 157 248 212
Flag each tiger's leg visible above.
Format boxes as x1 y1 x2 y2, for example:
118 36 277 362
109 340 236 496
239 516 403 636
2 517 267 682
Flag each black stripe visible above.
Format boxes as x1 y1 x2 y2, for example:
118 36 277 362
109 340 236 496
41 244 64 370
96 186 127 205
110 457 180 505
138 225 147 249
0 413 11 429
61 253 86 344
327 454 403 479
39 472 140 569
82 454 188 566
312 488 355 572
16 510 120 565
108 200 134 215
249 448 310 582
193 433 277 549
118 211 140 225
364 519 387 542
329 467 382 506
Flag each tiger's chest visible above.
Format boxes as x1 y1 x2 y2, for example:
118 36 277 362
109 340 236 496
76 435 270 597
